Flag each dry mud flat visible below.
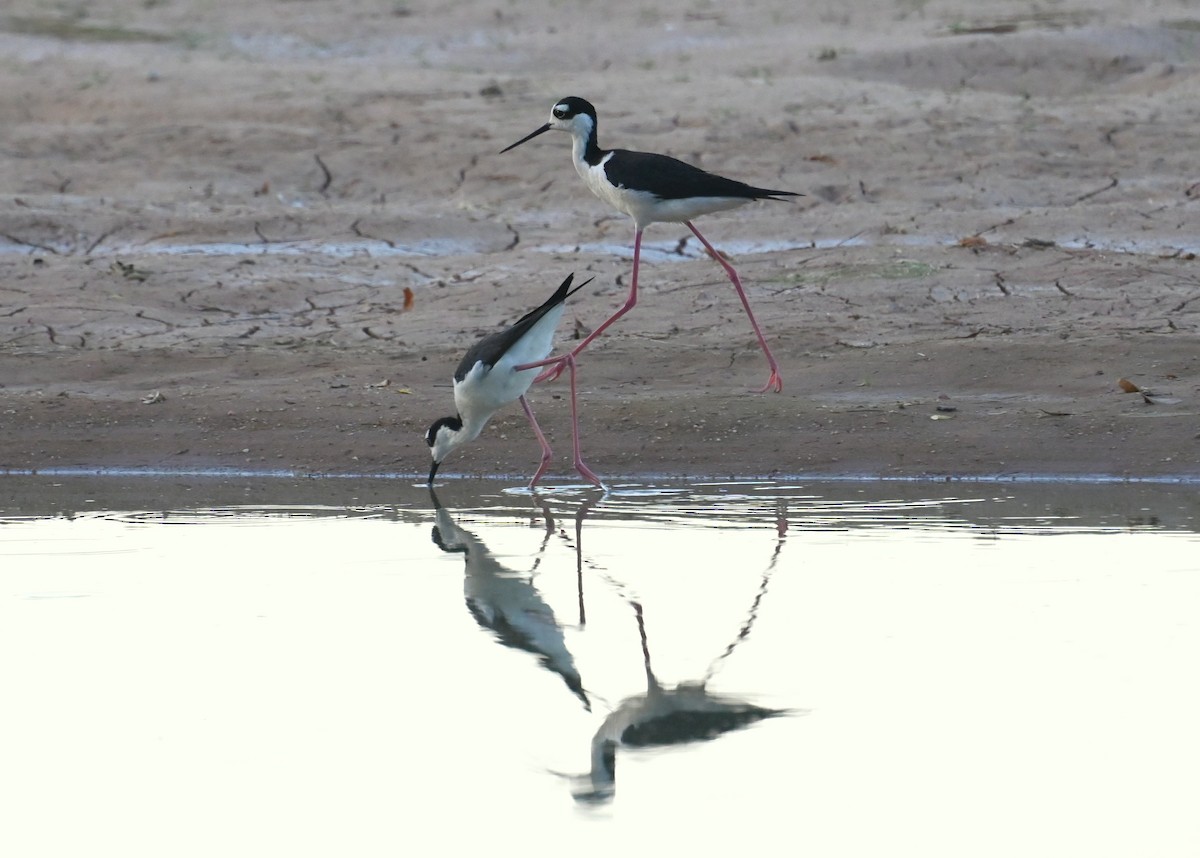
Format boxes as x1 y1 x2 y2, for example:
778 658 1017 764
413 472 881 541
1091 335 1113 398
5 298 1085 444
1 1 1198 481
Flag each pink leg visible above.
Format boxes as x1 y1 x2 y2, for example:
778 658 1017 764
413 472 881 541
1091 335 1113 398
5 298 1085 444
519 394 554 488
562 354 605 489
532 228 644 384
686 221 783 393
518 355 609 489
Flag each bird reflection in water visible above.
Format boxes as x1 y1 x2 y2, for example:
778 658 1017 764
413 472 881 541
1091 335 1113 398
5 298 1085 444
570 511 791 804
430 488 792 803
429 487 593 710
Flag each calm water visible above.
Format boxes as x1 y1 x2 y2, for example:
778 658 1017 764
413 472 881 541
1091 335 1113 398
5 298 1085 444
2 476 1198 857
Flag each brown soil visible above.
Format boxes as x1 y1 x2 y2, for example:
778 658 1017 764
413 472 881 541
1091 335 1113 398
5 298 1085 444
2 0 1198 483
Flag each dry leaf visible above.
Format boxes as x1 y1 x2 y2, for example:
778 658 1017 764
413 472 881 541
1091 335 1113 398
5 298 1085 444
958 235 989 248
403 286 415 311
1117 378 1141 393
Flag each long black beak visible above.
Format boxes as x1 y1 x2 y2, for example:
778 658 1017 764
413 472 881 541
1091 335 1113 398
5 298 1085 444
427 459 441 485
500 123 551 154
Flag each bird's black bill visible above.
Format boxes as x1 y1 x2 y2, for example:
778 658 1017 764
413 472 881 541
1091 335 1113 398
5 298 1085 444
427 459 441 485
500 123 551 154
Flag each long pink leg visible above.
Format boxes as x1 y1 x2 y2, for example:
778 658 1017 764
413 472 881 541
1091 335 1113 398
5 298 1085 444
562 354 605 489
514 354 605 489
686 220 783 393
534 228 644 384
519 394 554 488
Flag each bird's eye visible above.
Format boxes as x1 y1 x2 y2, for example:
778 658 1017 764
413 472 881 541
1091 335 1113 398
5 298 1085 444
553 105 568 119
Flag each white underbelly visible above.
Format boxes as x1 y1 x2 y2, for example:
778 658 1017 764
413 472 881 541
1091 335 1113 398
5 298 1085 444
455 362 538 419
579 162 749 227
454 303 564 420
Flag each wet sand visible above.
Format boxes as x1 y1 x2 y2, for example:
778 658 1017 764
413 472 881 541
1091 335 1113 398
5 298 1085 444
2 0 1198 482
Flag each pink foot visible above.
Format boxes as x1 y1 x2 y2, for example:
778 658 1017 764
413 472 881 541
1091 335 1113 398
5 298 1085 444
757 366 784 394
533 356 569 385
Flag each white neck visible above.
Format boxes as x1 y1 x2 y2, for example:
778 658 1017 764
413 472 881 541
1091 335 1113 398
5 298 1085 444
432 415 489 464
568 114 597 172
570 129 589 169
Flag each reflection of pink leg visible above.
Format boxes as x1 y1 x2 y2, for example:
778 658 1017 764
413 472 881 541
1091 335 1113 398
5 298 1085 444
519 394 554 488
685 220 783 393
534 228 644 384
562 354 605 489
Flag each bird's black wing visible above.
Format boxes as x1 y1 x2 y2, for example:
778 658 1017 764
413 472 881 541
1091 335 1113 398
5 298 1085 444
621 705 786 747
605 149 799 201
453 273 585 381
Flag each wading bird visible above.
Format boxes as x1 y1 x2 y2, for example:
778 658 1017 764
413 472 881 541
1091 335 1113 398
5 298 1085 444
501 96 798 393
425 273 604 488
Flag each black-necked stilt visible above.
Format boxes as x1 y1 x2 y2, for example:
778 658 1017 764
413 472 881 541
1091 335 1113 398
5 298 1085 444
562 522 789 802
569 601 788 803
425 272 604 488
429 487 591 709
501 96 798 393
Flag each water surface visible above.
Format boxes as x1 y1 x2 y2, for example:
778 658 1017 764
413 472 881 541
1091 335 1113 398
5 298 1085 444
2 477 1197 856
